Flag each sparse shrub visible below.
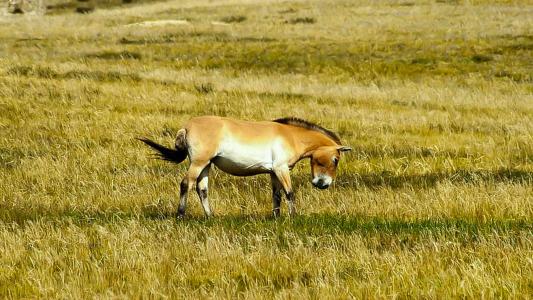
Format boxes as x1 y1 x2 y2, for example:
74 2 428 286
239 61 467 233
494 71 529 83
397 2 415 6
8 0 46 14
86 50 142 60
76 0 94 14
76 6 94 14
288 17 316 24
436 0 460 3
279 8 297 14
220 15 247 23
471 54 493 63
195 83 215 94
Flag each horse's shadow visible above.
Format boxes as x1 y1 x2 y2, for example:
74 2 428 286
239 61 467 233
2 206 531 237
168 213 532 235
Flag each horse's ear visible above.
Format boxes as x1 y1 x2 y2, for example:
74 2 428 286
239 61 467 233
337 146 352 152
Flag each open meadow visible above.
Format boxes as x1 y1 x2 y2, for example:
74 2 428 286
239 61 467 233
0 0 532 298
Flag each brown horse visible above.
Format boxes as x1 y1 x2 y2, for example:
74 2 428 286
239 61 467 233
139 116 351 217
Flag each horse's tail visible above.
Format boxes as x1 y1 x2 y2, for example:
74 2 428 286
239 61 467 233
138 129 188 164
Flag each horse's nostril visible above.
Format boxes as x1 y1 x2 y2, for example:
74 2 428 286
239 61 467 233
312 178 330 189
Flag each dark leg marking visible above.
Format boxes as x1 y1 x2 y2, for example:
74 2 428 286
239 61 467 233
196 164 212 217
177 178 188 216
272 188 282 218
271 174 283 218
196 187 208 200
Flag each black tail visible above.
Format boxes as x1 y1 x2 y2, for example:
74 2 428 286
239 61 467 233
137 138 188 164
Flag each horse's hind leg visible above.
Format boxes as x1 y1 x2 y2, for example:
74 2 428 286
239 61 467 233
270 174 283 218
177 160 210 218
196 164 212 217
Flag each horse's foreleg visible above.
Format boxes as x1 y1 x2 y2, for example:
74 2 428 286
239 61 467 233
196 164 212 217
177 177 188 217
273 166 296 216
270 174 283 218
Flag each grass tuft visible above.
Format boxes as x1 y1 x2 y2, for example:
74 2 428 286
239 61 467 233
85 50 142 60
288 17 316 24
194 82 215 94
220 15 247 23
471 54 493 63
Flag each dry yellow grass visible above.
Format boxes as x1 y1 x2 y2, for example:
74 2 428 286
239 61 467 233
0 0 532 298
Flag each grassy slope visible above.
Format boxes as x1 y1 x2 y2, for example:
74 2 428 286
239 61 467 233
0 0 532 298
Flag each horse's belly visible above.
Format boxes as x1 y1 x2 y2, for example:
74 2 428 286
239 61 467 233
212 157 270 176
212 144 273 176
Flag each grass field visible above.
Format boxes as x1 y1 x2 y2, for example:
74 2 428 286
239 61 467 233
1 0 532 298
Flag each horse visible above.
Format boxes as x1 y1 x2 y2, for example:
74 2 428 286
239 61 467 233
139 116 351 218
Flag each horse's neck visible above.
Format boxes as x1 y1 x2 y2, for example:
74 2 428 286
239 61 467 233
293 130 337 158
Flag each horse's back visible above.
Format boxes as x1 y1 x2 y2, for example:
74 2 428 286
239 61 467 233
185 116 282 143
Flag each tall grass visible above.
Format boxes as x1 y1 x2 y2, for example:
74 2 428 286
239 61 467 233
0 0 532 298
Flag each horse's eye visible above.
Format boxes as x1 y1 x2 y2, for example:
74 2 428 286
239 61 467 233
332 157 338 166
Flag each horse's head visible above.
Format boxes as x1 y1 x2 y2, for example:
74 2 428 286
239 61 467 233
310 146 351 189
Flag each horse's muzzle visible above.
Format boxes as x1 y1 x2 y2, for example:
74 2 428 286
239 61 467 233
313 179 330 189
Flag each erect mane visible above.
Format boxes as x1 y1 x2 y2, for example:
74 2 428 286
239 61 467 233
273 117 341 145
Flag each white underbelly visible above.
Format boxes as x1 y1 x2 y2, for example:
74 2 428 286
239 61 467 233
212 141 273 176
212 156 270 176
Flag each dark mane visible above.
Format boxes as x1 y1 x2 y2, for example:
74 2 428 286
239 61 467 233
273 117 341 144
